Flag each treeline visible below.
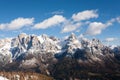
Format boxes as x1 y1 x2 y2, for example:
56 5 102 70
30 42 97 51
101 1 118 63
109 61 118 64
0 71 53 80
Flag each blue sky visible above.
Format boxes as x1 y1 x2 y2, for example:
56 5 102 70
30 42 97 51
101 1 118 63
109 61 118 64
0 0 120 45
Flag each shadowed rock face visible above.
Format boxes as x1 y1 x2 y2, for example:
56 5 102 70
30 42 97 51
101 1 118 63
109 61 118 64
0 33 120 79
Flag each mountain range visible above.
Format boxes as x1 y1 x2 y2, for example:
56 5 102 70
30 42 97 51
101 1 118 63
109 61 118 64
0 33 120 79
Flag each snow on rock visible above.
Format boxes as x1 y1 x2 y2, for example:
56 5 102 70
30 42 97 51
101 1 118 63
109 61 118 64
37 35 44 44
61 33 81 54
0 38 12 55
0 33 117 63
109 45 117 49
0 38 12 65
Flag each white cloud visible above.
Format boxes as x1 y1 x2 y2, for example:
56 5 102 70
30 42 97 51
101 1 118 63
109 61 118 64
61 10 98 33
108 16 120 24
86 16 120 36
61 21 81 33
33 10 99 33
72 10 98 21
86 22 112 35
116 16 120 23
105 38 117 42
34 15 66 29
0 17 34 30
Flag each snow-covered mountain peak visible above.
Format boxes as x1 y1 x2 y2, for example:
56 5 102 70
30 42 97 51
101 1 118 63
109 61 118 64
60 33 82 54
67 33 77 41
18 33 28 38
0 33 118 64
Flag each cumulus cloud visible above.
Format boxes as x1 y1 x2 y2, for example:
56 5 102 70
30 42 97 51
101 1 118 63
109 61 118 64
86 21 112 35
105 38 117 42
72 10 98 21
61 22 81 33
116 16 120 23
34 15 66 29
108 16 120 23
61 10 98 33
0 17 34 30
86 16 120 36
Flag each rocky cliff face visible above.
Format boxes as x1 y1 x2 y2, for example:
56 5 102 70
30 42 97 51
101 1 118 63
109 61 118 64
0 33 120 79
0 33 118 64
0 33 120 74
